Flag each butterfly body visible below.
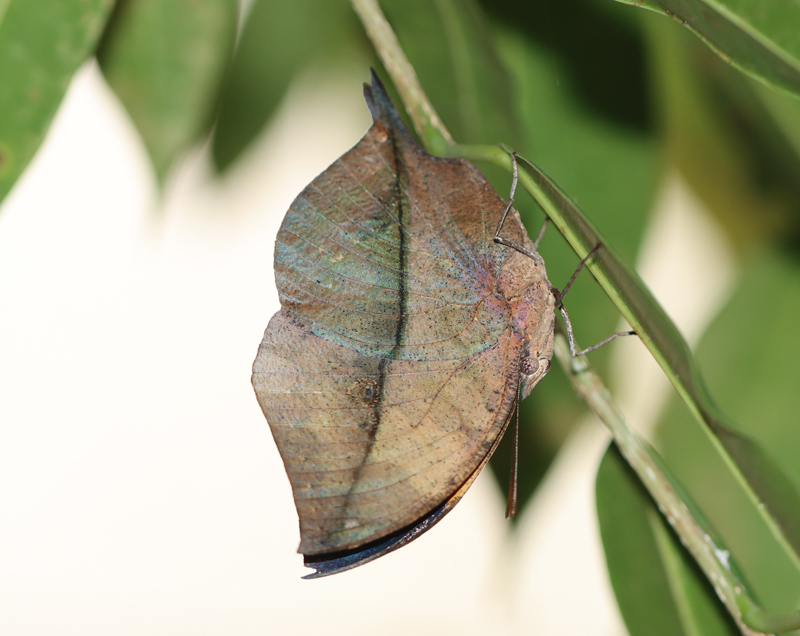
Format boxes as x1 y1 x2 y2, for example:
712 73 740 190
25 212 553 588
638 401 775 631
252 73 555 573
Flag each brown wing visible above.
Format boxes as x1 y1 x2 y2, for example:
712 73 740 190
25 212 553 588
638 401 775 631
252 74 531 555
254 309 521 554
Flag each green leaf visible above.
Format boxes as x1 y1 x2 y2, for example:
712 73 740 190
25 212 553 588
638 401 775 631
0 0 114 207
633 22 800 580
597 444 739 636
528 151 800 575
211 0 358 172
597 444 687 636
644 15 799 250
656 251 800 612
480 0 652 133
753 77 800 161
449 139 800 598
97 0 238 182
615 0 800 98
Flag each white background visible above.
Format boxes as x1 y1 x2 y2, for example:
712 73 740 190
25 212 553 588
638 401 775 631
0 63 734 635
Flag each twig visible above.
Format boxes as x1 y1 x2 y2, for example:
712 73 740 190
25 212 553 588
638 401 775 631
350 0 454 152
553 332 771 636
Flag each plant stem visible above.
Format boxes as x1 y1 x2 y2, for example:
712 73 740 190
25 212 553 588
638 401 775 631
552 332 771 636
350 0 454 153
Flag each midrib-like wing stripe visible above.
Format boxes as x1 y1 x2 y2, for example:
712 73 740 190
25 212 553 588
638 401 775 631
299 182 440 262
339 131 411 525
307 172 439 260
372 152 490 280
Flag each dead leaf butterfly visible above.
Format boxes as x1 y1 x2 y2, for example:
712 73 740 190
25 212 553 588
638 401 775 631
252 71 556 578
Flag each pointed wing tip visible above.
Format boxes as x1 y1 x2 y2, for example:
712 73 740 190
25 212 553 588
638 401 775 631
362 68 388 119
362 69 416 144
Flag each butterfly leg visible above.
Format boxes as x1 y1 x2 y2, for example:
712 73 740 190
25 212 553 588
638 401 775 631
556 245 636 357
493 152 544 262
530 216 548 253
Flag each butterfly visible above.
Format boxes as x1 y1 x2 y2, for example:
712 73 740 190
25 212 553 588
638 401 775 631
252 71 558 578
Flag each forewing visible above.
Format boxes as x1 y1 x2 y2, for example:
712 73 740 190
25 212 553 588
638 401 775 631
273 81 528 360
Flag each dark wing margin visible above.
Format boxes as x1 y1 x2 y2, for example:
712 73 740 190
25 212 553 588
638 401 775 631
254 309 521 556
301 401 511 579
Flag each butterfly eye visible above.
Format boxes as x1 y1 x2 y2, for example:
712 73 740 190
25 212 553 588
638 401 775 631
521 356 540 377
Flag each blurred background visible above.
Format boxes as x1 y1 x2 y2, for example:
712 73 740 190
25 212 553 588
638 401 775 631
1 0 800 634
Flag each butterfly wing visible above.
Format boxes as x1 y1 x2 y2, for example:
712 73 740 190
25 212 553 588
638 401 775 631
252 73 535 556
255 309 519 555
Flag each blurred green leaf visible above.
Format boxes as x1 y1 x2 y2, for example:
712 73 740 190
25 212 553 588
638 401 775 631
644 15 797 249
0 0 113 207
656 250 800 613
753 78 800 163
480 0 652 133
97 0 238 182
634 23 800 576
616 0 800 98
597 444 739 636
211 0 359 172
381 0 518 146
704 63 800 229
597 444 687 636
